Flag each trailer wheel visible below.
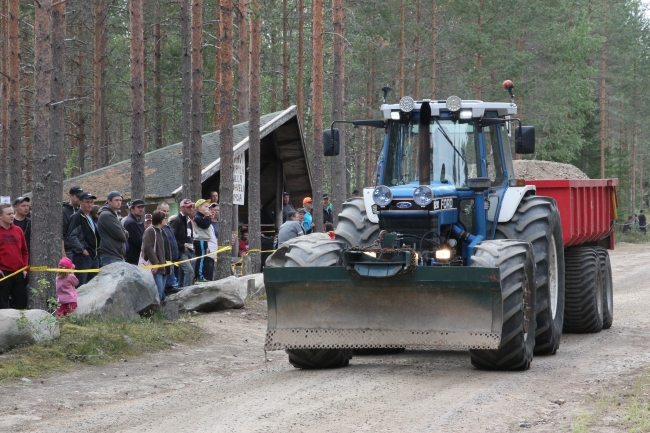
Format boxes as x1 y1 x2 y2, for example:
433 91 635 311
335 198 379 248
469 240 537 371
595 248 614 329
280 238 352 369
563 248 603 333
288 348 353 369
496 196 565 356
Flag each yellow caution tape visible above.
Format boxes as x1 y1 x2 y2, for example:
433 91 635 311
0 266 28 283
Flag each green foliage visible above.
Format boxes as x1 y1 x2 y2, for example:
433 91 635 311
0 314 201 381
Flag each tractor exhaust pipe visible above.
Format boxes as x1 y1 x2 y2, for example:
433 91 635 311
419 101 432 185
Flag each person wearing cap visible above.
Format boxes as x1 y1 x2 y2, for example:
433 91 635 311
123 199 146 265
323 193 334 225
144 214 153 230
55 257 78 316
169 198 195 287
12 196 31 255
0 203 29 309
65 192 100 286
63 186 84 256
156 201 180 292
352 189 360 198
97 191 129 267
302 197 315 234
282 192 296 223
193 199 212 283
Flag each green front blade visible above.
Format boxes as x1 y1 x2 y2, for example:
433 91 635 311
264 266 503 351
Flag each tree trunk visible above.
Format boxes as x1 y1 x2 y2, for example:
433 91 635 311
312 0 324 233
414 0 420 98
216 0 234 280
32 0 58 308
93 0 106 169
213 1 221 129
76 20 86 174
431 0 436 99
365 47 374 187
181 0 192 198
237 0 249 122
130 0 146 200
476 0 484 99
190 0 204 199
248 0 261 273
8 0 20 196
153 0 163 150
398 0 405 96
599 0 607 179
297 0 304 123
331 0 346 225
282 0 289 108
0 0 5 195
51 0 65 195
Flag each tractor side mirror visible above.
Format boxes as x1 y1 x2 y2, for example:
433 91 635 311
323 128 340 156
515 126 535 154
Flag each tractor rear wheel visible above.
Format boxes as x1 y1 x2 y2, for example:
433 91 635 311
469 240 537 371
335 198 379 248
279 237 352 369
595 247 614 329
496 196 565 356
563 247 603 333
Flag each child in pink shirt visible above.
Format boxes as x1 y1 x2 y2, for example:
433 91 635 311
56 257 79 317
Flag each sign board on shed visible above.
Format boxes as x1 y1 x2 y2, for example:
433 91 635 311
233 153 246 205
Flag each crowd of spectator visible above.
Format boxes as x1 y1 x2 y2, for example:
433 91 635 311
0 186 355 310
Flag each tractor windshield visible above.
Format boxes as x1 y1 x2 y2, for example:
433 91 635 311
384 119 477 187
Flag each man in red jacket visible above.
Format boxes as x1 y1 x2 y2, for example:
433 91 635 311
0 203 29 309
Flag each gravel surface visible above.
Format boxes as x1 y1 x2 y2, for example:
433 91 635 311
1 243 649 432
514 160 590 180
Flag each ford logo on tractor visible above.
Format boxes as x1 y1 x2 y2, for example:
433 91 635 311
396 202 412 209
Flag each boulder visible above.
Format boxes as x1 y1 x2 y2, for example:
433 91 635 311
76 262 159 319
0 309 60 353
238 273 265 297
166 276 246 312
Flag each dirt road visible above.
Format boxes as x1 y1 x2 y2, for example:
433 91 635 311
2 243 650 432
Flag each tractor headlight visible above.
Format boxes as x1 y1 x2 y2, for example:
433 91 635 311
399 96 415 113
435 249 452 261
413 185 434 206
446 95 462 112
373 186 393 207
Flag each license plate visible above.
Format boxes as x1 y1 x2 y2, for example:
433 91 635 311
432 197 455 210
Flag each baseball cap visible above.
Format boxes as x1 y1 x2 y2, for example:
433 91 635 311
107 191 122 201
69 186 84 196
323 193 330 199
283 191 290 196
79 192 97 201
58 257 75 269
180 198 194 208
352 189 360 195
145 213 152 221
13 196 30 206
302 197 312 205
195 199 208 209
131 199 145 207
209 202 219 208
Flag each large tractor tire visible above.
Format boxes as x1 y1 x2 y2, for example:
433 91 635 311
279 238 352 369
335 198 379 248
595 247 614 329
496 196 565 356
469 240 537 371
563 247 603 333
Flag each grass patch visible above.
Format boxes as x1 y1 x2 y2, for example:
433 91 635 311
615 228 650 244
622 368 650 432
571 412 592 433
0 311 202 382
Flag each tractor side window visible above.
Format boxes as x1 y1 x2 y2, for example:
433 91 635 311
483 125 505 187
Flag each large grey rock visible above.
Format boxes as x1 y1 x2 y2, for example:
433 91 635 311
76 262 159 319
166 276 245 312
238 273 265 297
0 309 60 353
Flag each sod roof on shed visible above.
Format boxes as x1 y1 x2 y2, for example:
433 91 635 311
62 111 285 201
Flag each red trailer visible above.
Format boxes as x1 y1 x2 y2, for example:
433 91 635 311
528 179 619 249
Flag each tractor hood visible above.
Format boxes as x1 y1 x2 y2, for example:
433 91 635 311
388 182 457 200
